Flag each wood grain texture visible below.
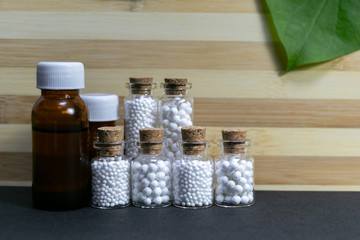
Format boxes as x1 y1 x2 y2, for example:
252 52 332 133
0 12 270 42
1 0 360 188
2 152 360 185
2 68 360 100
3 124 360 157
3 95 360 128
0 0 262 13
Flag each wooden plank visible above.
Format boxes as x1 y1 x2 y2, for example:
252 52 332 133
2 181 360 191
2 124 360 157
2 152 360 185
4 95 360 128
194 98 360 128
0 0 262 13
1 40 359 71
0 96 5 123
0 12 270 42
2 68 360 99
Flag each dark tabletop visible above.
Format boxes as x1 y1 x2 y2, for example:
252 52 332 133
1 187 360 240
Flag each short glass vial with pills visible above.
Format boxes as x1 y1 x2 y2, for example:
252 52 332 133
215 129 254 207
91 126 131 209
173 126 214 209
124 77 158 160
81 93 120 160
159 78 193 162
131 128 172 208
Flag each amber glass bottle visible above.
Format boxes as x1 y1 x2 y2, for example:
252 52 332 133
81 93 120 160
32 62 90 210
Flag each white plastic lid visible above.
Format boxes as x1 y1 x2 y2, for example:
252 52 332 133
81 93 120 122
37 62 85 89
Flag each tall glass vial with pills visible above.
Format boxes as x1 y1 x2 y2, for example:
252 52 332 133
159 78 193 162
132 128 171 208
91 126 130 209
81 93 119 160
215 129 254 207
124 78 157 160
173 126 214 209
32 62 90 210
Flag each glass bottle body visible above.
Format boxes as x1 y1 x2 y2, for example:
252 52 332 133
91 143 130 209
173 151 214 209
159 93 193 162
124 93 157 159
214 150 254 207
131 152 172 208
32 90 90 210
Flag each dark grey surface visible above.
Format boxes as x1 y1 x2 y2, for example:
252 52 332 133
1 187 360 240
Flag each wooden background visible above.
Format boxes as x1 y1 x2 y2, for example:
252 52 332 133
1 0 360 190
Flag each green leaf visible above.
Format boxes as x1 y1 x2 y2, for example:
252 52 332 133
266 0 360 71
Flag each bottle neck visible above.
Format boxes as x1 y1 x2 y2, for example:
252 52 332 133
182 142 206 156
139 142 162 155
223 142 246 154
41 89 80 98
94 142 122 157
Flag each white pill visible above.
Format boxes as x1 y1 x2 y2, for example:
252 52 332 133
216 194 225 203
143 187 152 196
185 106 192 115
235 185 244 193
241 196 249 204
154 187 162 196
244 171 252 178
173 115 181 123
141 164 149 173
156 172 166 180
148 163 158 172
144 198 152 206
162 195 170 203
153 196 163 205
141 178 150 187
233 171 242 181
169 123 178 131
222 161 230 169
227 180 236 189
225 196 232 203
231 196 241 205
158 180 166 188
162 119 169 127
150 180 159 188
147 172 156 181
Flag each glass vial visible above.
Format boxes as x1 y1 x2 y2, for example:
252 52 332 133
32 62 90 210
81 93 120 160
215 129 254 207
91 126 130 209
159 78 193 162
132 128 171 208
173 126 214 209
124 77 157 159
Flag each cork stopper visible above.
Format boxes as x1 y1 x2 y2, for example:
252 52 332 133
97 126 123 157
222 128 246 154
164 78 188 95
129 77 153 94
181 126 206 155
139 128 164 155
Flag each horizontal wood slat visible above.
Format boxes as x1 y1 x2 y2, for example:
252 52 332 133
2 124 360 157
2 68 360 100
3 95 360 128
2 152 360 185
0 0 263 13
0 12 270 42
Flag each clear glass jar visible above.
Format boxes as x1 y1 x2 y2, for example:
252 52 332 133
159 79 193 162
215 140 254 207
124 78 157 159
173 141 214 209
91 127 130 209
131 137 172 208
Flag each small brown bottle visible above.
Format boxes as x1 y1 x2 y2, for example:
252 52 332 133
32 62 90 210
81 93 119 160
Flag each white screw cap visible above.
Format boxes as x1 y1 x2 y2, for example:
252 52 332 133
81 93 120 122
37 62 85 89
